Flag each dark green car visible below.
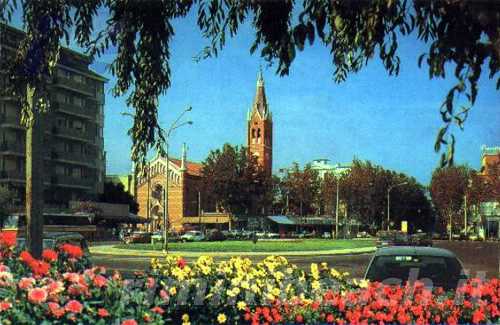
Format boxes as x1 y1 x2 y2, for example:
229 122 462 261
16 232 90 256
364 246 466 290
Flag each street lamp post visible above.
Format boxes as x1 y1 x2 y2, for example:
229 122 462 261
386 182 408 231
163 106 193 253
335 177 339 239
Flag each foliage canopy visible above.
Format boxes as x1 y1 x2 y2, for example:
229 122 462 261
1 0 498 166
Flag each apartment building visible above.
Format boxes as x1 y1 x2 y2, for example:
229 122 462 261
0 24 106 206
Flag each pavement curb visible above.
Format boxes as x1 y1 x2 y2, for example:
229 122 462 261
90 245 376 258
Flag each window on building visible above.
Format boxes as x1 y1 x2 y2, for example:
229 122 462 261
73 120 85 132
73 74 84 84
73 96 83 107
73 167 82 178
57 117 65 127
56 165 65 176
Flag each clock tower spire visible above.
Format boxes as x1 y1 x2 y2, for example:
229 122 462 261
247 68 273 176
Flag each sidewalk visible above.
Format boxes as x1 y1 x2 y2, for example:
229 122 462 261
90 245 376 258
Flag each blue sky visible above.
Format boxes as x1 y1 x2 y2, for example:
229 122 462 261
8 8 499 185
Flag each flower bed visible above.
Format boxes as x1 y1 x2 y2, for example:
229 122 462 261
0 233 498 324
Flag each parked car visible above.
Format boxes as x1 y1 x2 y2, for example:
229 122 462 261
17 232 90 257
255 232 267 239
376 230 408 248
409 232 433 247
356 231 371 238
364 246 467 290
207 229 226 241
322 232 332 239
468 232 484 241
123 231 152 244
180 230 205 242
266 232 280 239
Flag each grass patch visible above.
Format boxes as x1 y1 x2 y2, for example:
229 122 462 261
114 239 375 252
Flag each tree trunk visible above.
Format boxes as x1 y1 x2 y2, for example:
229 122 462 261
25 86 44 258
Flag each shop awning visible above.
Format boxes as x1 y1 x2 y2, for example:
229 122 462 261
267 215 296 225
95 213 149 224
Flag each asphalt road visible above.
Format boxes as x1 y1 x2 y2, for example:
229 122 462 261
90 240 500 279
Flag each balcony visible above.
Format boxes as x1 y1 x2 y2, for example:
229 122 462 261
53 76 95 97
50 126 95 144
0 141 25 156
0 170 24 182
0 114 23 129
52 101 97 120
49 175 94 189
50 150 97 168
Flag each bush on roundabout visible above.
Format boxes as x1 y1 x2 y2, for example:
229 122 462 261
0 232 498 324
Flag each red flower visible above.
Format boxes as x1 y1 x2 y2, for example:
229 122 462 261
177 257 187 269
326 314 335 323
98 308 110 317
18 277 35 290
121 319 138 325
45 280 64 296
68 284 88 297
30 260 50 277
93 275 107 288
447 316 458 325
65 300 83 314
48 302 65 318
151 306 164 314
472 309 485 324
0 300 11 312
0 232 16 248
28 287 48 304
42 249 58 263
19 251 34 264
295 314 304 323
60 244 83 259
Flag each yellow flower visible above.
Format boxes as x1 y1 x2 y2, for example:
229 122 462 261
182 314 190 322
169 287 177 296
217 313 227 324
241 280 250 289
182 322 191 325
237 301 247 311
330 268 341 278
312 280 320 290
271 287 280 297
353 279 369 288
274 271 284 281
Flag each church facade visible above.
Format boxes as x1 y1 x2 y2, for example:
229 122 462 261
135 145 203 231
134 70 274 231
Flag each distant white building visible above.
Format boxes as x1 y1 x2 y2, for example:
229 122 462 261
310 159 351 179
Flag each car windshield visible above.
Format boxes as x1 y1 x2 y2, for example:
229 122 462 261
366 255 463 289
16 238 57 250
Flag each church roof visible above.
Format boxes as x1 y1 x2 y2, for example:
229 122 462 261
169 158 203 177
251 69 270 120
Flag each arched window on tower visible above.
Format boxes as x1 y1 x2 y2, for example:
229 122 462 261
257 128 261 144
251 129 256 144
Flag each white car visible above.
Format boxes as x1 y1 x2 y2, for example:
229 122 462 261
180 231 205 242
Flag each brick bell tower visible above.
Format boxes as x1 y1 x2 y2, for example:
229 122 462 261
247 69 273 176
